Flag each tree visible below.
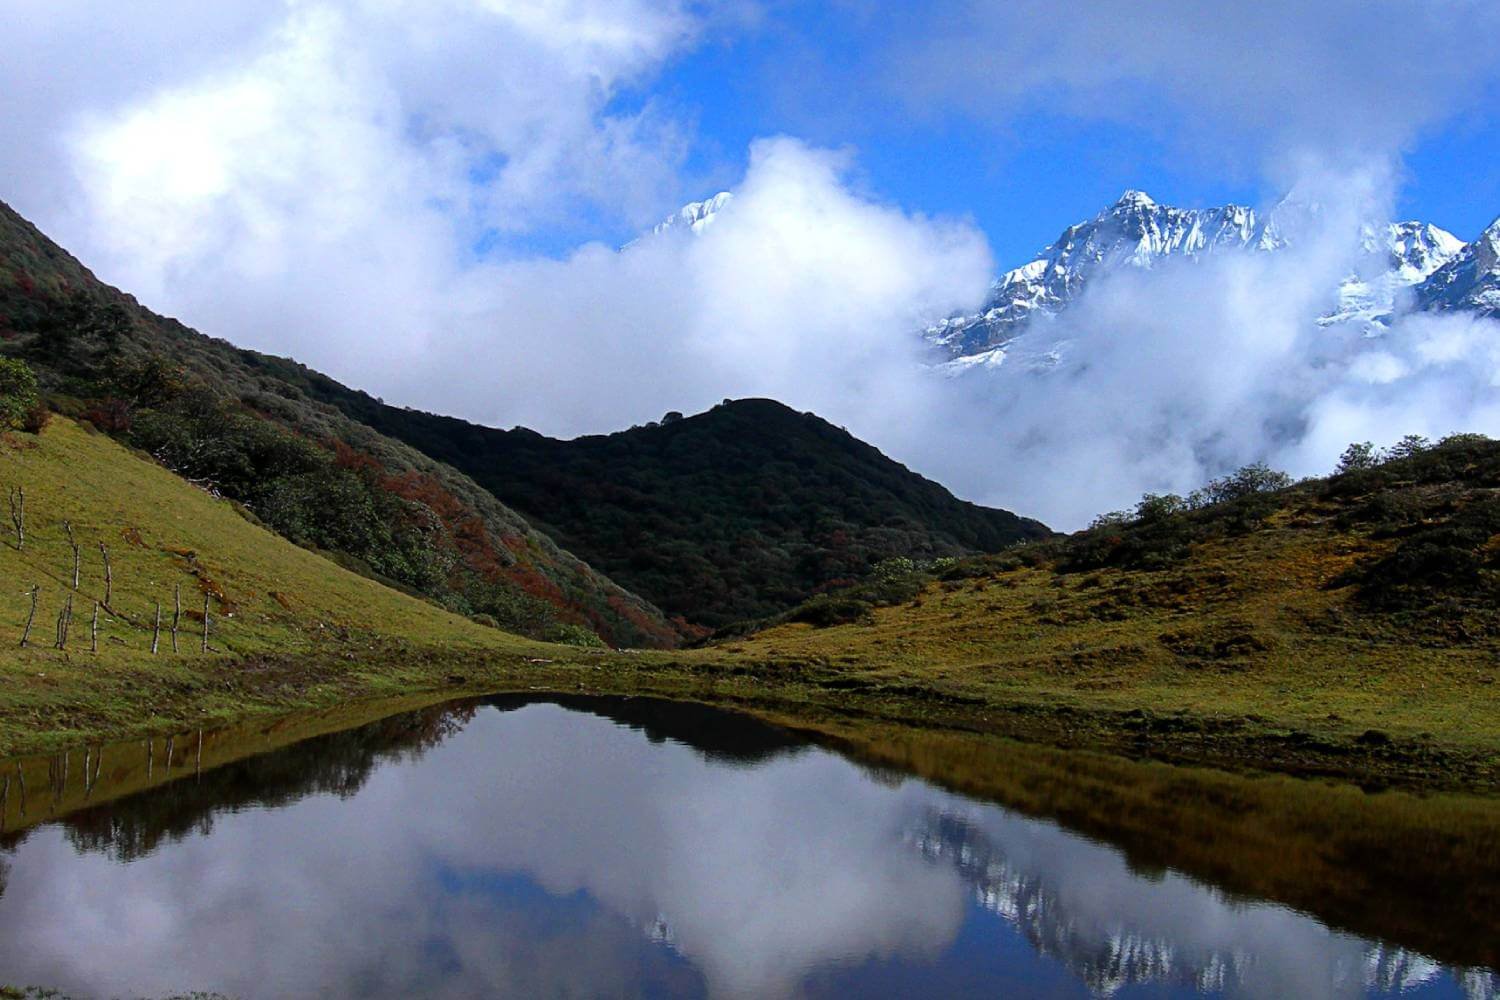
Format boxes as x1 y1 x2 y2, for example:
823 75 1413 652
1388 434 1431 461
1192 463 1293 507
0 358 40 431
1336 441 1380 474
1134 492 1185 522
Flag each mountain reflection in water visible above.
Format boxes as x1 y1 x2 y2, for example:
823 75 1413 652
0 696 1493 999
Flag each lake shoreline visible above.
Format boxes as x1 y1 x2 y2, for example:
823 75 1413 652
1 641 1496 793
3 687 1498 975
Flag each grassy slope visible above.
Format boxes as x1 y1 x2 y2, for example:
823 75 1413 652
0 199 678 649
700 474 1500 780
0 418 582 748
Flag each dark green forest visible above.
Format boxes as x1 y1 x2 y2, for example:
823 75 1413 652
222 367 1051 627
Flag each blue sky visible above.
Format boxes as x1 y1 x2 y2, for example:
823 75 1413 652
630 6 1500 267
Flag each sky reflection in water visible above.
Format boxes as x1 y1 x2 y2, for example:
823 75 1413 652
0 698 1492 999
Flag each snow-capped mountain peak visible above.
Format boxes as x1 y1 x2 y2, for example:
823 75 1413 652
926 192 1274 360
651 191 733 236
926 192 1472 368
1115 188 1157 209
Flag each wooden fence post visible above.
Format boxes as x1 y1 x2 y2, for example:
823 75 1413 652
19 585 37 647
99 542 112 606
91 602 100 653
63 520 80 589
7 486 23 550
151 602 161 655
171 584 180 653
55 594 72 649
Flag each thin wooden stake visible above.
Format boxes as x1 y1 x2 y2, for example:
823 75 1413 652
19 584 38 647
8 486 23 550
99 542 112 605
64 520 80 589
171 584 180 653
202 593 210 653
57 594 73 649
151 602 161 654
91 601 99 653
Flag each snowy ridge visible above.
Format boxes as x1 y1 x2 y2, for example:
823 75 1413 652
925 190 1467 370
651 191 733 236
1324 220 1468 330
1418 214 1500 318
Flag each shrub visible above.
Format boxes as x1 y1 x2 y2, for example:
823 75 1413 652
788 595 873 627
547 622 608 647
0 357 40 431
20 400 51 434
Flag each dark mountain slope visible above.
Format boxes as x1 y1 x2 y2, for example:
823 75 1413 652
222 370 1052 627
0 199 677 648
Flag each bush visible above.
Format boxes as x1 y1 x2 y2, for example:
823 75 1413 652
788 595 873 627
547 622 608 647
0 357 40 431
20 400 50 434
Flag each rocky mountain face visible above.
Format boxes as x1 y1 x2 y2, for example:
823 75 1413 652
1418 215 1500 318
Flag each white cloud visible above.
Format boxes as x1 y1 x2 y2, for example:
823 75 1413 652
5 1 1500 534
419 137 992 435
910 187 1500 529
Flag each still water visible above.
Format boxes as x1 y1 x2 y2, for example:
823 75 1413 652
0 695 1494 998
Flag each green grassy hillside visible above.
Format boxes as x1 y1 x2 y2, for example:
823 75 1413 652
0 417 572 747
0 418 521 653
705 437 1500 778
0 200 678 648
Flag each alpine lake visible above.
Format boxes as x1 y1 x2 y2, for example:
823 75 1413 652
0 692 1495 999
